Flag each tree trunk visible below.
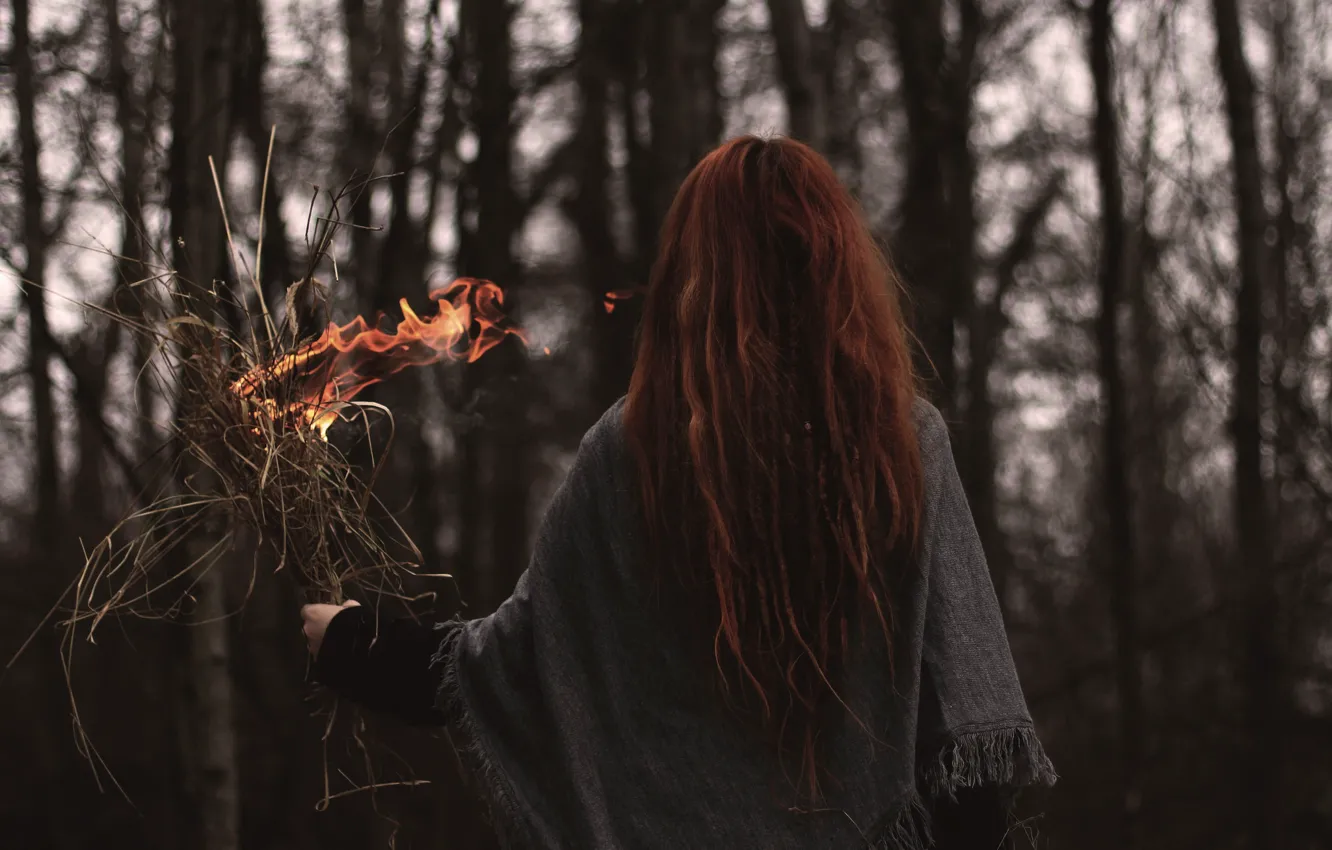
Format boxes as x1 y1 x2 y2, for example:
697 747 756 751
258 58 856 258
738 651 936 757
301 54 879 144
168 0 242 845
455 0 527 606
822 0 864 184
1269 0 1300 512
70 333 115 532
135 5 170 469
1125 59 1174 747
642 0 726 230
766 0 827 150
186 566 241 850
476 0 527 603
884 0 957 411
886 0 994 576
107 0 147 364
13 0 61 552
453 164 485 605
1210 0 1280 841
340 0 383 316
1089 1 1142 844
610 0 655 299
375 0 445 572
12 13 79 848
68 0 150 531
572 0 632 411
601 0 723 404
884 0 982 419
234 0 297 309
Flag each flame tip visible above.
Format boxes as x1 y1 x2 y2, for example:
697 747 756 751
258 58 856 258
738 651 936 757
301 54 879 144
233 280 521 436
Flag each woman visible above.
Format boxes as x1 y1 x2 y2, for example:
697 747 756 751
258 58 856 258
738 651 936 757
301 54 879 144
304 136 1055 849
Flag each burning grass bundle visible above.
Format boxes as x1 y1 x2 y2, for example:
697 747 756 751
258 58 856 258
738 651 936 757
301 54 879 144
69 275 519 638
61 156 523 680
49 256 520 804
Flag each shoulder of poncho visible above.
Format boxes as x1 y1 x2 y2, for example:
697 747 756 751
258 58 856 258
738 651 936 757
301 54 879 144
549 397 629 531
577 396 628 470
538 399 632 593
587 395 627 440
911 396 951 463
910 396 965 546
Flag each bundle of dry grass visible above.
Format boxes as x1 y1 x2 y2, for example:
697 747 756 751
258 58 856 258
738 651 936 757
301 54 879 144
63 163 519 659
71 294 407 629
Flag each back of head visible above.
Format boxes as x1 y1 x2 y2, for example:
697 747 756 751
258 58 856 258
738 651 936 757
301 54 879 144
624 135 925 796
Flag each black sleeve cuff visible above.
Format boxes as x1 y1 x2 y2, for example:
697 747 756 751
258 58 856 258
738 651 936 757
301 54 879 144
312 606 449 726
928 784 1013 850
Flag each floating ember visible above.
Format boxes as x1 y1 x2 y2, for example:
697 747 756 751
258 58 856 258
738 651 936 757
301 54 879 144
233 278 521 439
603 288 643 314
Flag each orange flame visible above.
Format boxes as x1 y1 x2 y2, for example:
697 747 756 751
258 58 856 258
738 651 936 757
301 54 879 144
603 288 641 314
233 278 520 439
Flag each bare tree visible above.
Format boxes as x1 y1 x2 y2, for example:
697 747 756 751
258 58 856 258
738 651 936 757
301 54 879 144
820 0 867 183
455 0 528 605
1210 0 1280 841
372 0 451 574
105 0 147 429
571 0 632 409
338 0 399 315
167 0 242 845
234 0 297 306
1089 0 1142 845
10 10 85 848
766 0 828 150
882 0 980 415
642 0 727 231
13 0 61 551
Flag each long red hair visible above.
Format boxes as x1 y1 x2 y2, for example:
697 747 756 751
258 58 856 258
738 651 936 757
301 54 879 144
624 136 925 796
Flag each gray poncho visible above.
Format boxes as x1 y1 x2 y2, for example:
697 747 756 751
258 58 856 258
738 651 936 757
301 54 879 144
421 397 1055 848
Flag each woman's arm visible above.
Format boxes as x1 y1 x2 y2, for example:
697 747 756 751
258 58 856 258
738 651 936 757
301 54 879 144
306 604 452 726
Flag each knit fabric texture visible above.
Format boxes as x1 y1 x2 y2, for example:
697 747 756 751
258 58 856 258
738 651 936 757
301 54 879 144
429 397 1056 849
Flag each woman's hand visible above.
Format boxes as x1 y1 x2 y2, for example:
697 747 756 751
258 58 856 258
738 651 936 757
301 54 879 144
301 599 361 658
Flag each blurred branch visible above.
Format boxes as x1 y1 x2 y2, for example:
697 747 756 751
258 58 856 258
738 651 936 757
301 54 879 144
14 10 97 80
49 118 99 243
0 365 32 394
977 171 1064 364
1153 247 1332 513
523 136 579 214
45 332 147 499
1032 522 1329 709
520 55 578 102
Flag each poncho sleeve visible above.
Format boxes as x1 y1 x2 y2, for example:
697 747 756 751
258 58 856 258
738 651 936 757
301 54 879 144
911 400 1057 801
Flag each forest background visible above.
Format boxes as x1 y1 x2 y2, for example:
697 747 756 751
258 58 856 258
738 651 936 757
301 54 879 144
1 0 1330 848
